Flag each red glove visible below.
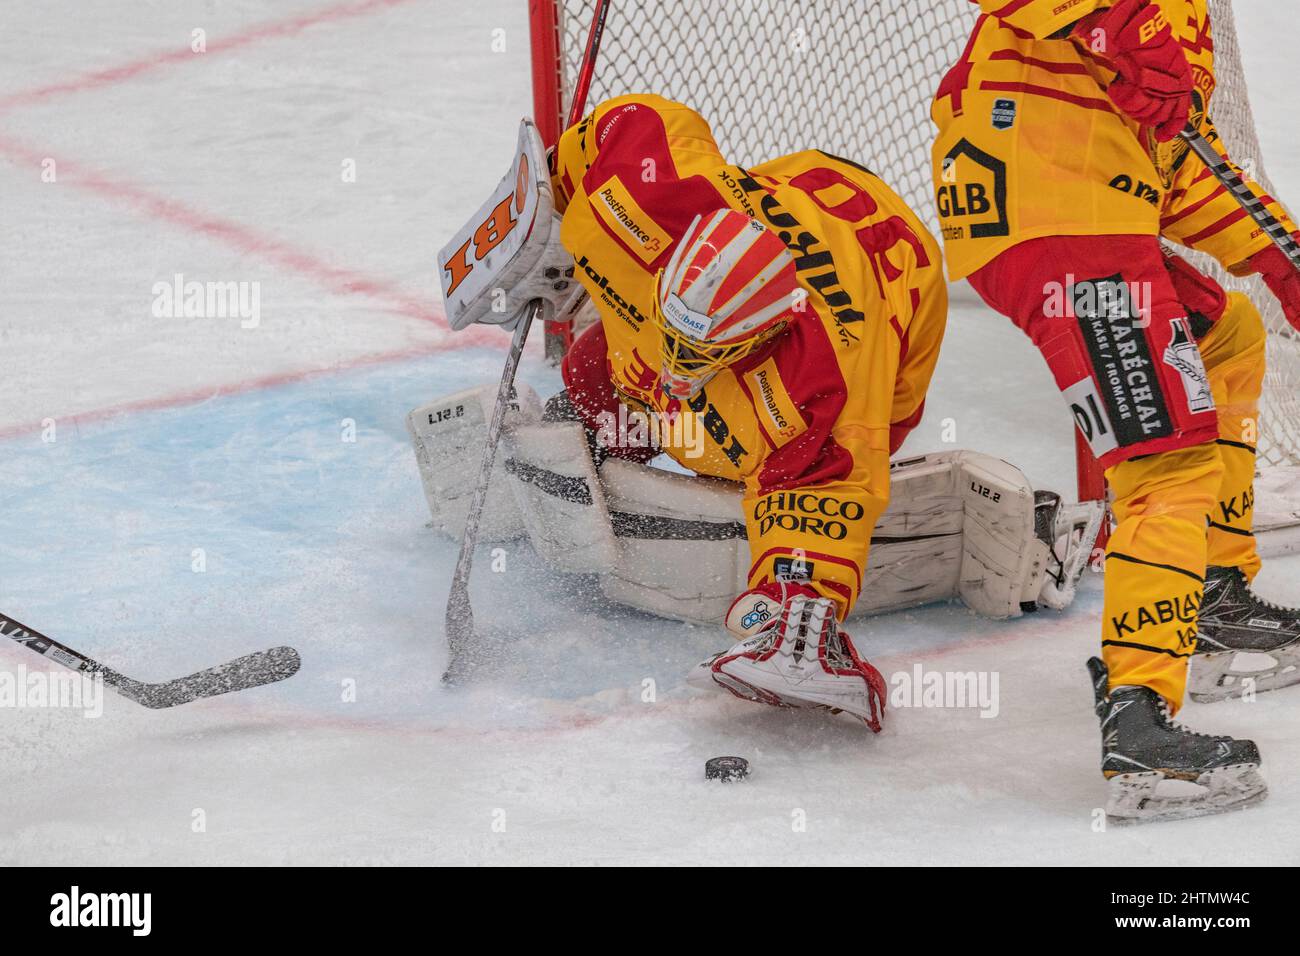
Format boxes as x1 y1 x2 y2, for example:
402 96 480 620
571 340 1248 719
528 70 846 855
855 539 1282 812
1073 0 1193 142
1246 238 1300 332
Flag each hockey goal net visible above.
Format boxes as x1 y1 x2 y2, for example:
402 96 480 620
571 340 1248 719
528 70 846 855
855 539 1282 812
529 0 1300 547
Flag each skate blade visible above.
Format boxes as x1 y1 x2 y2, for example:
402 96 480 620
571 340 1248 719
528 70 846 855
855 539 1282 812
1104 764 1267 825
1188 646 1300 701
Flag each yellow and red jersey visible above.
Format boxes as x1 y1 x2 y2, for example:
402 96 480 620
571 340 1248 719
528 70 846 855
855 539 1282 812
551 95 948 618
932 0 1295 280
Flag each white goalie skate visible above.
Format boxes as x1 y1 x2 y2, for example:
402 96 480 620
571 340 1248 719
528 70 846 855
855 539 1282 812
689 592 887 731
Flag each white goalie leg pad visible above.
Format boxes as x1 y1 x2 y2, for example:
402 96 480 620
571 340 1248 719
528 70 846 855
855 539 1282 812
504 421 619 573
954 452 1051 619
598 458 749 623
855 454 966 616
406 383 543 542
579 451 1074 624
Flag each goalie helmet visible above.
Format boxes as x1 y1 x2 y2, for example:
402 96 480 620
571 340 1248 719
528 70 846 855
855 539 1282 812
653 209 799 400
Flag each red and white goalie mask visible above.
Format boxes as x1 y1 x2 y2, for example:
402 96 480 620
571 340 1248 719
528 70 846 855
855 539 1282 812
652 209 799 400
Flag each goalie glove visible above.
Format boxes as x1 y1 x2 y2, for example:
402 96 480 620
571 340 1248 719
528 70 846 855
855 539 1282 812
437 119 581 332
688 582 888 732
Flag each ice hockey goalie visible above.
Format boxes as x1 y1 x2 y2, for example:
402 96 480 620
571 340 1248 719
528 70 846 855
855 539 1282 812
420 94 1098 733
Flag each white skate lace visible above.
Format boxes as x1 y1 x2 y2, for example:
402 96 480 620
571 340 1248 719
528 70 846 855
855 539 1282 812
1154 695 1225 741
823 629 856 670
1113 684 1223 740
1218 567 1297 615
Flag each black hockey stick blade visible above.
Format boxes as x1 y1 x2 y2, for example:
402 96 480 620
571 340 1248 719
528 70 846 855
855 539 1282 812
1 611 301 709
117 645 303 709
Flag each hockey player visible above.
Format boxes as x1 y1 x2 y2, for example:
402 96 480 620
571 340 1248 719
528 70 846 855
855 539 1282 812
438 93 949 730
549 95 949 731
932 0 1300 820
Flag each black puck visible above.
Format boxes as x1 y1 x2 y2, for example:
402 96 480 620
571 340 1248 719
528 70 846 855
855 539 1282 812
705 756 749 782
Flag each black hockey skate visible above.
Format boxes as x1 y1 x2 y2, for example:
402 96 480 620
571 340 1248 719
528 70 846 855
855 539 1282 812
1188 565 1300 702
1086 658 1266 823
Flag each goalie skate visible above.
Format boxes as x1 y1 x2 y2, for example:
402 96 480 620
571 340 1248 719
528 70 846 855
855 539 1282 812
688 596 886 731
1188 565 1300 702
1087 658 1266 824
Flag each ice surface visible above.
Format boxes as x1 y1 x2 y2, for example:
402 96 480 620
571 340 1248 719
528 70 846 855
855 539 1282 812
1 0 1298 865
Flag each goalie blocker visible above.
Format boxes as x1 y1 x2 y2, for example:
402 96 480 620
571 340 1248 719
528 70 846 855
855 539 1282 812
408 383 1101 623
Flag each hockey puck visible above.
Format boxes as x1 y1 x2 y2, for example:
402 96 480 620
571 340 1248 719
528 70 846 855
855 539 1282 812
705 756 749 782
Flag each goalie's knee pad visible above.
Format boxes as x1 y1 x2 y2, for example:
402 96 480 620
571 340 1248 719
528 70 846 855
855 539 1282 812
502 419 619 573
598 458 749 622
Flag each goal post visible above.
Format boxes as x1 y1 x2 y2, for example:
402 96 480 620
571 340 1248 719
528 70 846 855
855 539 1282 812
527 0 1300 541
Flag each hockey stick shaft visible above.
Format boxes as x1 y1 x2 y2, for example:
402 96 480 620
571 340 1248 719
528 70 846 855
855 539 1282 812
565 0 610 129
442 0 610 683
0 611 301 709
1180 126 1300 274
443 299 540 681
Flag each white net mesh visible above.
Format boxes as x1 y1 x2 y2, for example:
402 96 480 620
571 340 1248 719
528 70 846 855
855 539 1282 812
550 0 1298 468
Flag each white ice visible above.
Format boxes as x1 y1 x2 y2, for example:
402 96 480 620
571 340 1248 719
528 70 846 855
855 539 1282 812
1 0 1298 865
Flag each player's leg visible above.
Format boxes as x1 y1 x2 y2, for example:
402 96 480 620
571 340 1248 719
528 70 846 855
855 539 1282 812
1200 289 1264 575
968 234 1265 821
1187 287 1300 698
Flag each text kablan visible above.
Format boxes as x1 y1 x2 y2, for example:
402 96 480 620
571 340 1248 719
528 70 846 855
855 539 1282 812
50 886 151 937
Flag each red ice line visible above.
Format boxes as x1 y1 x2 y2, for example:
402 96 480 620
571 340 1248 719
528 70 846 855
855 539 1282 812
0 135 444 325
0 336 506 443
0 0 422 115
0 0 511 440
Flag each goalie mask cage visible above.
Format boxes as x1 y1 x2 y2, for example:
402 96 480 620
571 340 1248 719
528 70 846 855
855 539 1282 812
529 0 1300 518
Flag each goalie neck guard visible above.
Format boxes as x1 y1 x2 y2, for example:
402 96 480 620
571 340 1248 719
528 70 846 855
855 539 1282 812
653 209 798 400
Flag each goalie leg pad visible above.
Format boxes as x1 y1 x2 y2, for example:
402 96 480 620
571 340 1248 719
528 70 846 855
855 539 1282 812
406 383 543 542
858 454 966 615
954 452 1052 619
598 458 749 623
504 420 619 573
589 451 1076 625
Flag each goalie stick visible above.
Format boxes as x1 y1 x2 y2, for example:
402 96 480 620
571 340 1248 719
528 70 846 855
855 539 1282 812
443 298 542 681
442 0 610 683
1180 125 1300 274
0 611 301 709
